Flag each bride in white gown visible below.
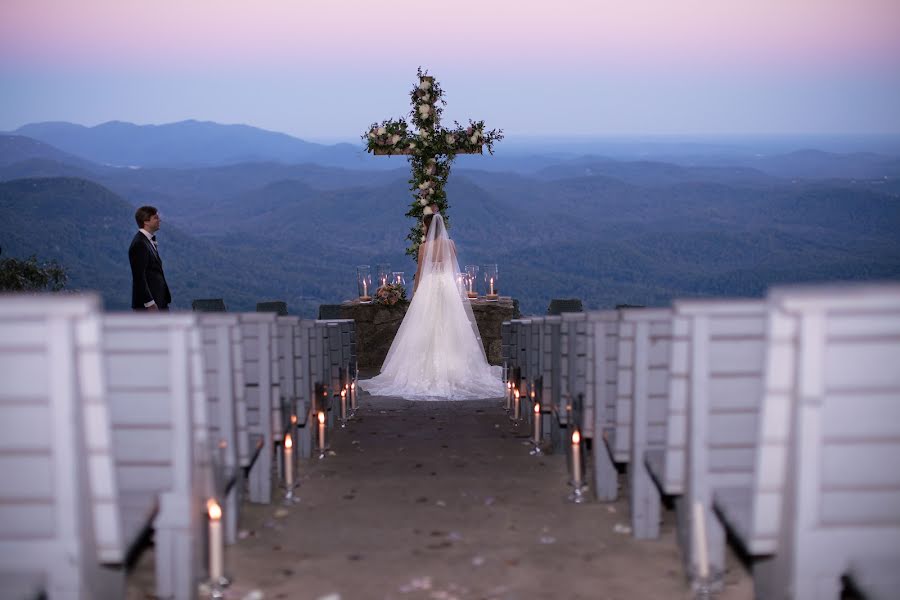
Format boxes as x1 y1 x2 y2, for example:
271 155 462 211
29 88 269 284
359 211 505 401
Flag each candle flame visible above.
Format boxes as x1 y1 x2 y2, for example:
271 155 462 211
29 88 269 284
291 414 298 424
514 389 520 399
341 389 346 398
207 499 222 521
284 433 293 449
351 382 356 390
572 430 581 445
534 402 540 414
318 411 325 425
218 439 227 449
507 381 512 390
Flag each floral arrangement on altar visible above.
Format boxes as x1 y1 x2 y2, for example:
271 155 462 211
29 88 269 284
363 67 503 258
375 282 408 306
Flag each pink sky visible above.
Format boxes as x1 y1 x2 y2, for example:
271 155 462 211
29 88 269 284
3 0 898 71
1 0 899 137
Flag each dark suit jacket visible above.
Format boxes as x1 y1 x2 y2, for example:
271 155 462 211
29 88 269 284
129 231 171 310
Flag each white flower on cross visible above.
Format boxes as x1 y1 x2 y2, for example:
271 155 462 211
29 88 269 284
419 78 432 91
391 134 401 144
419 197 429 206
377 127 387 136
446 134 456 145
418 104 431 117
423 205 434 216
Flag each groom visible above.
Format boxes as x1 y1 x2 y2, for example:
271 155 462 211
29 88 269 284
128 205 172 311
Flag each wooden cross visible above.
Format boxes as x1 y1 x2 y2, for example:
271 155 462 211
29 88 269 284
364 69 502 256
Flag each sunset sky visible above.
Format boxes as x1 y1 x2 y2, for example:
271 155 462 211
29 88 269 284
1 0 899 141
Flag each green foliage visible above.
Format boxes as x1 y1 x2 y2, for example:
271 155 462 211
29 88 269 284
362 68 503 257
0 253 67 292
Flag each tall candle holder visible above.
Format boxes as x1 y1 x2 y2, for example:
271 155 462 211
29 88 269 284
483 264 499 300
317 410 328 459
357 265 373 303
206 499 230 597
282 433 299 503
392 271 406 287
529 388 544 456
376 263 391 288
568 428 588 503
349 360 359 417
464 264 479 299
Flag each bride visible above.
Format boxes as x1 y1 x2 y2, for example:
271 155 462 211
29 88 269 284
359 210 505 401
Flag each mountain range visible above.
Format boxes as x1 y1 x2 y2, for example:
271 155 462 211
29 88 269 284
1 121 899 316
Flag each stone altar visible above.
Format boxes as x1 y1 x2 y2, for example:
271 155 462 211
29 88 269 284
335 297 520 368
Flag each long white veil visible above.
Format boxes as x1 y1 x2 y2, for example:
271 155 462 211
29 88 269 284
416 213 487 359
360 212 503 400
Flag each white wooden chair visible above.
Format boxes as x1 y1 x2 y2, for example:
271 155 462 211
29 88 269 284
714 284 900 599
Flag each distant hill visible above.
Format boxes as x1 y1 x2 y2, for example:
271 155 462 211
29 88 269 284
9 120 900 179
0 134 99 169
0 177 324 313
1 132 898 316
12 120 375 169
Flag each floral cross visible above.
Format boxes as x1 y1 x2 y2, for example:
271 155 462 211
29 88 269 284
363 68 503 258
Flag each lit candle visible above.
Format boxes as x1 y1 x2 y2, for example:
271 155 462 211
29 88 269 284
693 500 710 580
513 388 521 420
489 277 495 296
350 381 357 410
506 380 512 410
533 401 542 444
290 414 297 425
207 499 224 581
284 433 294 489
317 411 326 452
571 429 582 488
362 279 368 297
340 388 347 421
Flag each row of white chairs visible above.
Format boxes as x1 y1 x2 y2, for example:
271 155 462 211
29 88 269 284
0 294 355 599
502 283 900 600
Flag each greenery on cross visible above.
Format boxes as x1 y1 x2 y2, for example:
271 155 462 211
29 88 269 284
363 68 503 258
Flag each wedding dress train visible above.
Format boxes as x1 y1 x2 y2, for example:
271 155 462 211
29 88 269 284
359 214 505 401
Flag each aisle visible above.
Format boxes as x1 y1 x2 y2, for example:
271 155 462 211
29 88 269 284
225 393 711 600
128 393 752 599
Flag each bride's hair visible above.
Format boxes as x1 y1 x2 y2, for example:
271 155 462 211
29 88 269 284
423 213 435 232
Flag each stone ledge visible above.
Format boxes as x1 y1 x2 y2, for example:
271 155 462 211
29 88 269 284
335 297 520 368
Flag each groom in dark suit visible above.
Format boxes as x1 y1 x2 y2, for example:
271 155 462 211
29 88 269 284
129 205 172 311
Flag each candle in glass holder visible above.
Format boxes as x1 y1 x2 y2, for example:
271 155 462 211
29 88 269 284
513 388 521 420
571 429 583 488
283 433 294 488
489 277 494 296
693 500 710 580
207 499 224 581
361 279 370 301
317 411 326 452
533 401 542 444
